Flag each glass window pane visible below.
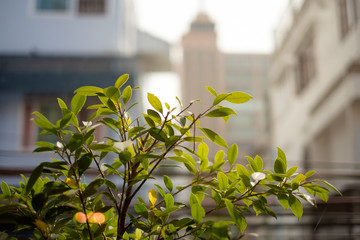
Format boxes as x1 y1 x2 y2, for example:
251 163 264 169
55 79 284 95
36 0 68 11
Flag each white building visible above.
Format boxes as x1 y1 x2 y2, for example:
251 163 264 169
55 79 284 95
0 0 171 185
0 0 137 56
270 0 360 238
270 0 360 176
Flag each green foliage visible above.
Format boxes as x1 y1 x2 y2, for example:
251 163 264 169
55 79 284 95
0 74 340 240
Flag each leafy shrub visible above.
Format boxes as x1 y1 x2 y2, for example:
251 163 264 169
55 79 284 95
0 74 340 239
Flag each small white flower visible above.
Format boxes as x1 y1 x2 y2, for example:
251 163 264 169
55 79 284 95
82 121 92 128
56 141 64 149
251 172 266 182
113 140 133 152
124 111 130 120
100 163 108 172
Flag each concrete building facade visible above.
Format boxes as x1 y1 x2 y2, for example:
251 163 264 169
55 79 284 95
270 0 360 182
0 0 171 185
223 54 271 162
269 0 360 238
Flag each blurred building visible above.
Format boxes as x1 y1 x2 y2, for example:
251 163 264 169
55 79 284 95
181 12 271 162
270 0 360 239
181 12 225 156
223 54 271 162
0 0 171 185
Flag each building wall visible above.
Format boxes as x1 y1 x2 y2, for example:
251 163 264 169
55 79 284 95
270 0 360 167
0 92 24 151
0 0 137 56
223 54 270 162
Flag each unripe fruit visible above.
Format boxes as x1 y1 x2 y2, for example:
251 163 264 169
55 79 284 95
74 212 87 223
88 212 105 224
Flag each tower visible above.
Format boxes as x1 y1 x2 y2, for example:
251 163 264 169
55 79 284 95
181 12 225 156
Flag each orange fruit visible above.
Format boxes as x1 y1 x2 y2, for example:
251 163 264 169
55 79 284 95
88 212 105 224
74 212 87 223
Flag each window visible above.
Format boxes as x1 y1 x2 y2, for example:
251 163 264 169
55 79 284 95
295 29 316 94
338 0 358 38
78 0 105 14
23 96 105 150
36 0 69 12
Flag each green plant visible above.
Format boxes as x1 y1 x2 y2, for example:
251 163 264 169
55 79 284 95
0 74 340 240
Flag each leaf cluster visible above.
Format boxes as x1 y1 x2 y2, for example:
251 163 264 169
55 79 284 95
0 74 340 240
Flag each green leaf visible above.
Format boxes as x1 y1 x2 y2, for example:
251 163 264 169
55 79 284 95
57 98 68 110
134 203 148 219
305 170 316 178
1 181 11 197
26 164 44 195
66 133 83 152
199 128 228 148
115 73 129 89
74 86 104 96
236 164 251 187
205 107 237 118
227 144 238 166
32 112 57 133
147 109 162 124
213 93 231 105
254 155 263 172
149 128 167 142
71 93 86 115
287 166 298 177
33 141 56 152
82 179 105 198
105 87 121 103
277 194 289 210
43 161 67 171
225 199 247 233
143 114 156 128
183 136 204 143
147 93 163 113
211 221 231 239
289 194 303 220
122 85 132 105
169 154 197 175
119 151 132 165
224 91 252 104
57 112 73 129
189 193 205 222
211 150 226 171
32 193 47 212
98 95 118 112
128 127 146 139
320 180 342 196
245 156 258 172
163 175 173 192
157 207 180 218
217 172 228 191
154 184 166 198
274 147 287 174
205 86 217 96
198 142 209 159
89 143 116 152
164 193 174 209
291 174 306 190
77 153 93 176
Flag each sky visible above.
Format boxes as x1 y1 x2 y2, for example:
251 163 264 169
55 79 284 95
133 0 289 109
133 0 289 53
